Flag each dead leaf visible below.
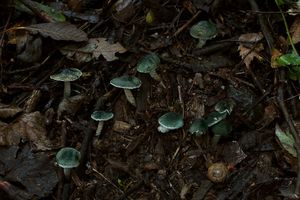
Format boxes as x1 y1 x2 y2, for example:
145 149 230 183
57 94 86 119
91 38 127 61
24 22 88 42
0 112 52 150
0 145 58 199
238 33 264 68
290 15 300 44
0 103 23 118
271 48 283 68
60 37 127 62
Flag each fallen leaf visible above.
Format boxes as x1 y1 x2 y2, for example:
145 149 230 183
57 94 86 119
23 22 88 42
0 145 58 199
238 33 264 68
290 15 300 44
60 37 127 62
0 112 52 150
275 124 297 158
0 103 23 118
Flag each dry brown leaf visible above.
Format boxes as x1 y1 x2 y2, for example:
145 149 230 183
57 94 85 119
60 37 127 62
0 112 52 150
0 104 22 118
238 33 264 68
24 22 88 42
271 48 282 68
91 38 127 61
290 15 300 44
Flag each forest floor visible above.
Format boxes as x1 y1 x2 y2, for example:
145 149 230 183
1 0 300 199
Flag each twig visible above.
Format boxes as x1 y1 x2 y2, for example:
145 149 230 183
172 10 201 37
247 0 274 52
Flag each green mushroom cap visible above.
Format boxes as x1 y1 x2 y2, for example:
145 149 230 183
56 147 81 169
110 75 142 89
189 20 217 40
50 68 82 82
188 118 208 135
206 111 227 127
214 99 235 115
158 112 184 130
137 53 160 73
91 111 114 121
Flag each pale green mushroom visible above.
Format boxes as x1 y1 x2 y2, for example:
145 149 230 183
50 68 82 98
110 75 142 107
91 111 114 136
137 53 161 81
189 20 217 48
158 112 184 133
56 147 80 179
188 118 208 135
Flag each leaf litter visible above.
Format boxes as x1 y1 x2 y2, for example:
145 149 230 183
2 0 300 199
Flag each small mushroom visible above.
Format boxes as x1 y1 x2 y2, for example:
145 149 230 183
110 75 142 107
207 162 228 183
50 68 82 99
205 111 227 127
214 99 235 115
137 53 161 81
189 20 217 48
158 112 184 133
188 118 208 135
91 111 114 136
56 147 80 180
211 120 232 146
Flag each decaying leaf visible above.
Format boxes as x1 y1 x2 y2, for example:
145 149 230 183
290 15 300 44
238 33 264 68
0 103 23 118
0 112 52 150
275 124 297 158
60 37 127 62
23 22 88 42
57 94 86 119
271 48 283 68
0 145 58 199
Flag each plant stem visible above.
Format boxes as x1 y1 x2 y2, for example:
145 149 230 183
275 0 298 55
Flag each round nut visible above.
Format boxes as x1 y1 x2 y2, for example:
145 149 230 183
207 162 228 183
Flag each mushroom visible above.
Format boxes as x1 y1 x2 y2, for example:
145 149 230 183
91 111 114 136
56 147 80 180
50 68 82 98
205 111 227 127
158 112 184 133
189 20 217 48
188 118 208 135
137 53 161 81
214 99 235 115
211 120 232 146
110 75 142 107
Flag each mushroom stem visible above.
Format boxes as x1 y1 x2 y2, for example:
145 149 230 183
211 135 221 146
63 168 71 180
158 126 170 133
149 70 161 81
64 81 71 98
95 121 104 136
124 89 136 107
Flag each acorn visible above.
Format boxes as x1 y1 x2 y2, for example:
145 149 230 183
207 162 228 183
